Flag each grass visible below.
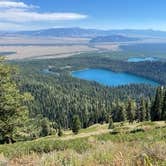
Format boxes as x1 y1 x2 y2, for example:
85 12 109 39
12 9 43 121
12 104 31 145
79 123 108 134
0 121 166 165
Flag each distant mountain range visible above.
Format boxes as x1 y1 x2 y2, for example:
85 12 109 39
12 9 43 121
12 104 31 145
90 35 140 43
0 28 109 37
1 27 166 38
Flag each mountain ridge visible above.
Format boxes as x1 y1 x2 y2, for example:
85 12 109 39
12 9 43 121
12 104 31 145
1 27 166 38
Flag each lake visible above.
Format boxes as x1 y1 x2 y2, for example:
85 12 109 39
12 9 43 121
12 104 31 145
72 68 159 86
127 57 158 62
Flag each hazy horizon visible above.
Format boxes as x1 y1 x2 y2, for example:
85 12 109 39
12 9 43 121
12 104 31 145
1 0 166 31
3 27 166 32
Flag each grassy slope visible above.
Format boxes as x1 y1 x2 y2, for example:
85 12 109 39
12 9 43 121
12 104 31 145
0 121 166 166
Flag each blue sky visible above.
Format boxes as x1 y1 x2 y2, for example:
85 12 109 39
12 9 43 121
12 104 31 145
0 0 166 31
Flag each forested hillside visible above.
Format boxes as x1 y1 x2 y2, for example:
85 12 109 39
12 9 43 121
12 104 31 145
0 53 166 166
0 54 166 144
15 55 166 135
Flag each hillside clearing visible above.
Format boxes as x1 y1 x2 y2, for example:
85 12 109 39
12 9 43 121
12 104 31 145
0 121 166 166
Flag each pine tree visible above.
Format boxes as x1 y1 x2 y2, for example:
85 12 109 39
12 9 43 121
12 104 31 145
0 58 30 143
82 102 89 128
151 87 164 121
111 102 119 122
126 99 136 123
108 116 114 129
57 125 63 137
72 115 81 134
145 98 151 121
111 101 126 122
118 103 126 122
162 90 166 120
139 98 146 122
40 118 51 137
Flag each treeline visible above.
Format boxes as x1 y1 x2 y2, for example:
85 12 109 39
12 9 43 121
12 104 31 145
111 86 166 123
20 78 166 130
20 76 158 129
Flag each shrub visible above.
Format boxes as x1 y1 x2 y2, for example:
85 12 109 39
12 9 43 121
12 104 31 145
130 128 145 133
108 117 114 129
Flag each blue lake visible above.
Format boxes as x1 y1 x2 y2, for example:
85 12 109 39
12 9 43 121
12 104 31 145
127 57 158 62
72 68 159 86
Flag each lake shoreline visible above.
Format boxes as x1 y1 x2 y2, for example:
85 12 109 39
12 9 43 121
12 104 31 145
71 68 160 87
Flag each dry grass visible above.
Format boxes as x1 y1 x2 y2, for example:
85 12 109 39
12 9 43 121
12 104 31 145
1 122 166 166
94 43 120 51
0 36 97 60
0 153 8 166
7 141 166 166
0 36 123 60
1 45 98 60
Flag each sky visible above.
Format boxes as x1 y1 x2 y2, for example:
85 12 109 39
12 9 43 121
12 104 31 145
0 0 166 31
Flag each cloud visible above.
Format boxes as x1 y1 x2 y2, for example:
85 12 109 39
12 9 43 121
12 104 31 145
0 9 87 22
0 1 87 30
0 0 35 8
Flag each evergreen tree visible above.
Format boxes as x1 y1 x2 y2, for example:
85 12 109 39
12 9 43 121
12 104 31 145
57 125 63 137
151 87 164 121
81 102 89 128
0 58 29 143
108 116 114 129
145 98 151 121
111 102 119 122
118 103 126 122
162 90 166 120
72 115 81 134
139 98 146 122
126 99 136 123
40 118 51 137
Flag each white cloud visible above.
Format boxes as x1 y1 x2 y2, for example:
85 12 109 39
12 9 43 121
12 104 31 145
0 1 87 30
0 9 87 22
0 0 33 8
